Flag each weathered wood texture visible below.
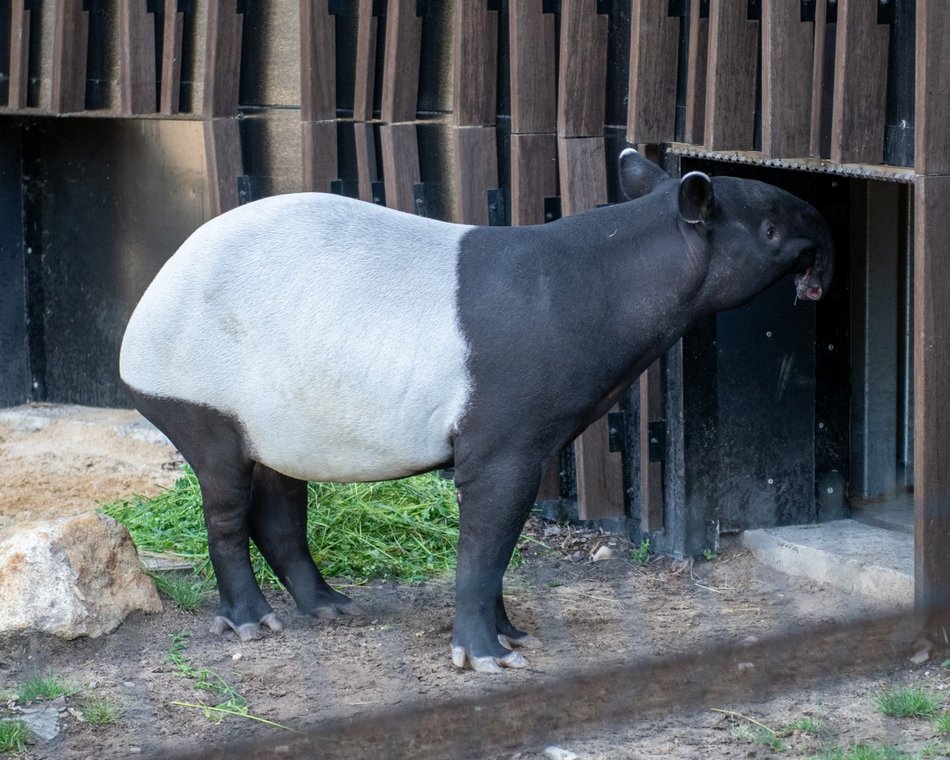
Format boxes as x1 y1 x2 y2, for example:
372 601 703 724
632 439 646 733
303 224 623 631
9 2 31 109
808 0 831 157
557 1 608 138
760 0 813 157
354 122 379 203
453 127 498 225
510 133 558 226
509 0 556 134
914 175 950 622
380 0 422 123
453 3 498 127
301 120 338 193
915 0 950 174
704 0 759 150
160 0 185 114
557 137 607 216
50 0 89 113
204 118 243 216
684 0 709 145
380 123 421 213
119 0 157 114
203 0 244 117
830 0 890 164
627 0 679 144
301 0 336 122
353 0 378 122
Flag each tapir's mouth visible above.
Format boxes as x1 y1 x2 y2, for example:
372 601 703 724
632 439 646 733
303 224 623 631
795 268 824 301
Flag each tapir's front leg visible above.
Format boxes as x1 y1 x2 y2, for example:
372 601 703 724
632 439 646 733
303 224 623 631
451 453 540 673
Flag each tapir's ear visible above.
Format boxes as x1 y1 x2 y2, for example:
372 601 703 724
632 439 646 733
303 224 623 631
677 172 715 224
618 148 670 200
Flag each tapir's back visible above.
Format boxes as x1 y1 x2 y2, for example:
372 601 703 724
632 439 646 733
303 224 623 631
120 193 473 482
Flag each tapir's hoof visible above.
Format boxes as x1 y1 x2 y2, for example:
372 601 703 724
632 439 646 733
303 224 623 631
451 645 528 674
210 612 283 641
498 632 541 650
307 594 364 620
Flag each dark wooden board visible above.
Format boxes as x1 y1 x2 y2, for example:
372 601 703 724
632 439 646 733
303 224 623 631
830 0 890 164
452 126 498 224
380 0 422 123
453 4 498 127
915 0 950 174
203 118 243 216
353 0 378 122
119 0 157 114
640 360 663 531
760 0 813 158
627 0 679 144
50 1 89 113
380 123 420 213
301 120 338 193
914 175 950 622
684 0 708 145
160 0 184 114
808 0 829 157
704 0 759 151
557 0 608 138
575 407 626 521
301 0 336 122
354 122 379 202
510 132 557 226
557 137 607 216
9 3 30 109
203 0 244 117
509 0 556 134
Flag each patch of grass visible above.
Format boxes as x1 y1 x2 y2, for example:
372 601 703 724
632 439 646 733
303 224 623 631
151 572 210 612
933 712 950 736
630 538 651 564
102 466 462 584
0 719 29 753
702 547 717 561
821 743 911 760
77 695 129 726
14 675 76 704
873 687 941 719
164 631 247 721
785 716 825 735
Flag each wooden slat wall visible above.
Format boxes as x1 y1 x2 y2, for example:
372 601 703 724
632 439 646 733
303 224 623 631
627 0 679 144
353 0 379 202
118 0 157 114
160 0 185 114
704 0 758 151
830 0 890 165
640 362 663 531
684 0 708 145
9 1 31 109
204 118 243 216
50 0 89 114
203 0 244 117
808 0 830 158
557 0 607 138
915 0 950 176
300 0 337 193
380 124 420 213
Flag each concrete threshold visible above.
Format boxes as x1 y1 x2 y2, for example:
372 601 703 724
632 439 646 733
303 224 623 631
741 518 914 608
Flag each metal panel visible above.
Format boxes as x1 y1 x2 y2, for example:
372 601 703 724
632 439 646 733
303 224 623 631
0 123 28 405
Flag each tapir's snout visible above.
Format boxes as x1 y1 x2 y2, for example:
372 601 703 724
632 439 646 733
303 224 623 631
792 210 834 302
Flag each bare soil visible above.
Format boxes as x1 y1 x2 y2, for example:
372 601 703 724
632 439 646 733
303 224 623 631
0 405 947 759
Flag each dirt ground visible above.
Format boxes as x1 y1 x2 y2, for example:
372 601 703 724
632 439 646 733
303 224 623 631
0 405 947 759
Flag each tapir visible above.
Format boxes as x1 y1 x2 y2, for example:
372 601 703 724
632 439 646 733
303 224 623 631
120 149 833 674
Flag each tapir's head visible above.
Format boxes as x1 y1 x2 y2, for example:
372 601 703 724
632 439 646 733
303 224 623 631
618 149 834 311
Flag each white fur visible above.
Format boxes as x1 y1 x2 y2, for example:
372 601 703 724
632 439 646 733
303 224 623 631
120 193 472 482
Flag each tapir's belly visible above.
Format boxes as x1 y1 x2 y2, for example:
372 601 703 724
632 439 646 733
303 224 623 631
120 194 473 482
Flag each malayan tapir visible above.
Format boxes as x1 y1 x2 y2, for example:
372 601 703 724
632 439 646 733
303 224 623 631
120 149 833 674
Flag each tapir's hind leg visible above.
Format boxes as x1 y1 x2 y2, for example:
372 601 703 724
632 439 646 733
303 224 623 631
247 464 361 619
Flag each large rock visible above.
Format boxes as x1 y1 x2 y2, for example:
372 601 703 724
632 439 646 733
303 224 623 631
0 513 162 638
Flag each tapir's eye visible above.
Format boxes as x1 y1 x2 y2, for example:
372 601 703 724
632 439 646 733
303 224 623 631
765 224 778 240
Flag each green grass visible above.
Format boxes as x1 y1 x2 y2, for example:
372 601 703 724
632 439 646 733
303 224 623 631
873 688 941 719
77 695 129 726
785 717 825 735
102 466 463 584
14 675 76 704
821 743 911 760
0 719 29 753
630 538 651 564
165 631 247 721
933 712 950 736
150 572 210 612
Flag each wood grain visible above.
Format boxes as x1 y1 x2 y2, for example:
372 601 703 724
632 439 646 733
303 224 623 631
808 0 829 157
203 118 243 216
301 0 336 122
50 0 89 113
557 0 608 138
203 0 244 117
576 409 626 521
684 0 708 145
353 0 378 122
301 120 338 193
453 3 498 127
509 0 556 134
9 2 30 109
627 0 680 144
760 0 813 158
452 126 498 224
914 175 950 622
557 136 607 216
380 0 422 123
354 122 379 202
160 0 184 114
640 361 663 531
915 0 950 174
510 132 558 226
704 0 759 151
119 0 157 114
830 0 890 164
379 123 420 213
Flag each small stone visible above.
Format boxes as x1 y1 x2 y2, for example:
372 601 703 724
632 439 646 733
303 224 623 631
741 635 760 647
737 662 755 672
232 651 243 662
591 546 614 562
129 746 142 754
123 681 135 688
273 746 290 754
910 648 931 665
544 747 578 760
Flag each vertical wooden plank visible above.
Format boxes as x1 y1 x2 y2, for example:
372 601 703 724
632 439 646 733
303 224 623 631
627 0 679 144
354 122 378 202
830 0 889 165
914 175 950 623
509 0 556 134
684 0 708 145
379 123 420 213
704 0 758 151
353 0 378 122
557 137 607 216
302 120 338 193
557 0 608 138
204 118 243 217
452 127 498 225
9 2 31 109
380 0 422 123
808 0 829 157
453 3 498 127
50 1 89 113
640 361 663 531
204 0 244 117
301 0 335 122
915 0 950 175
160 0 184 114
119 0 157 114
760 0 813 158
510 133 557 226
